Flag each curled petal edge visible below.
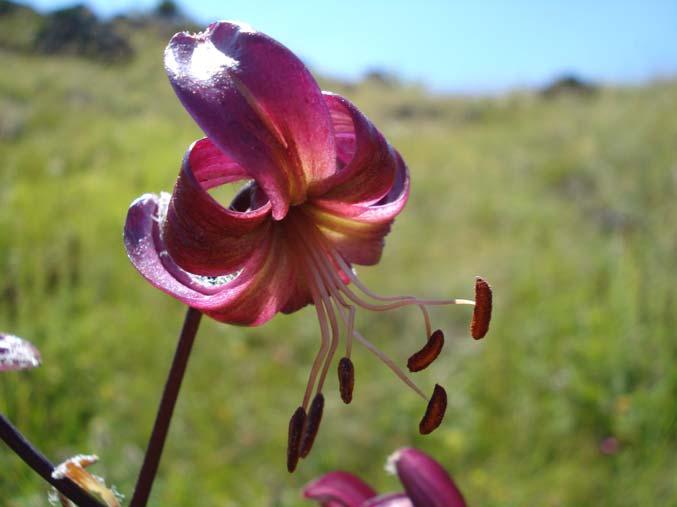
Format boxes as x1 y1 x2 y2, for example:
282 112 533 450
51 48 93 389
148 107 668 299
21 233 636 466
312 92 396 205
162 138 272 276
124 194 297 326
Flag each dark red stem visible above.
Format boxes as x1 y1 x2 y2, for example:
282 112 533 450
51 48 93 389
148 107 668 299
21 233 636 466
0 414 106 507
129 307 202 507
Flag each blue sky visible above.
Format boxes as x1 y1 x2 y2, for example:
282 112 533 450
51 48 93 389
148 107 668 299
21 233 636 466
24 0 677 93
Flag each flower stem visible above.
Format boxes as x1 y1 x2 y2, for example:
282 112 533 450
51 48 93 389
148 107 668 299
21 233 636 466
129 307 202 507
0 414 106 507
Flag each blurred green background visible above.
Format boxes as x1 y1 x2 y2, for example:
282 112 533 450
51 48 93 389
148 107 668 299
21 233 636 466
1 2 676 506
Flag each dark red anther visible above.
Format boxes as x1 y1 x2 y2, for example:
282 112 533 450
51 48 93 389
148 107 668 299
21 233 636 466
299 393 325 458
338 357 355 404
471 277 492 339
419 384 447 435
407 329 445 372
287 406 306 473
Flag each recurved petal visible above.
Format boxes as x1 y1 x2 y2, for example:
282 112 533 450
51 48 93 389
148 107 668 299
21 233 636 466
362 493 413 507
124 194 297 326
162 138 272 277
203 227 301 324
303 471 377 507
312 93 395 205
390 448 466 507
188 136 249 189
165 21 337 219
307 149 410 265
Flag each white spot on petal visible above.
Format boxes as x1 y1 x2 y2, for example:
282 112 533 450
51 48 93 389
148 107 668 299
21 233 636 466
190 41 238 81
385 448 405 476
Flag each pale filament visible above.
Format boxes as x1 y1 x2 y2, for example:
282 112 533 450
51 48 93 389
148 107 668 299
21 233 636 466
302 277 331 410
310 262 341 394
344 305 356 357
420 305 432 339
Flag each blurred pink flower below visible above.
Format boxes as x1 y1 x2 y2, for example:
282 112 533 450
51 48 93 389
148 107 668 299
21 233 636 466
599 437 620 455
303 447 466 507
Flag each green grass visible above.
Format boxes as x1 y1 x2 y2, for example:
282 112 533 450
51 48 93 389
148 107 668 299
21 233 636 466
1 24 676 507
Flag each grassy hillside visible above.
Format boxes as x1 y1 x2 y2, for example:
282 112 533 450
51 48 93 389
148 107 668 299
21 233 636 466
1 13 676 507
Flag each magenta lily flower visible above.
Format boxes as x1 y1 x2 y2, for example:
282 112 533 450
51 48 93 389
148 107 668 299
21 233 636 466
303 447 467 507
124 21 492 471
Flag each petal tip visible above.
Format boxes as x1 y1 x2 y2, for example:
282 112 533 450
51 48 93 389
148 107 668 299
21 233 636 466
393 448 467 507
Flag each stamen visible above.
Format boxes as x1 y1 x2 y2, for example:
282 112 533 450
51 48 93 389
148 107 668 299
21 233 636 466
338 356 355 404
287 406 306 473
419 384 447 435
407 329 445 372
299 393 325 458
471 277 492 339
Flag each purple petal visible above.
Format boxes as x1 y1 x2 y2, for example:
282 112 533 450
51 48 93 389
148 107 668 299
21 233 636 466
0 333 41 371
307 149 410 265
186 136 249 188
303 471 377 507
165 21 337 219
362 493 413 507
162 138 272 276
124 193 300 325
312 93 395 205
390 448 466 507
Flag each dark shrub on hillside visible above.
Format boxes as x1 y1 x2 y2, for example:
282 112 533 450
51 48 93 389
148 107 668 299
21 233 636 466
542 74 598 99
0 0 20 15
149 0 200 34
34 4 133 63
154 0 180 19
364 69 399 88
389 103 442 121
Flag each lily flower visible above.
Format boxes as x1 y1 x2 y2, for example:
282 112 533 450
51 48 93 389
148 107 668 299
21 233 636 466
124 21 492 472
303 447 467 507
